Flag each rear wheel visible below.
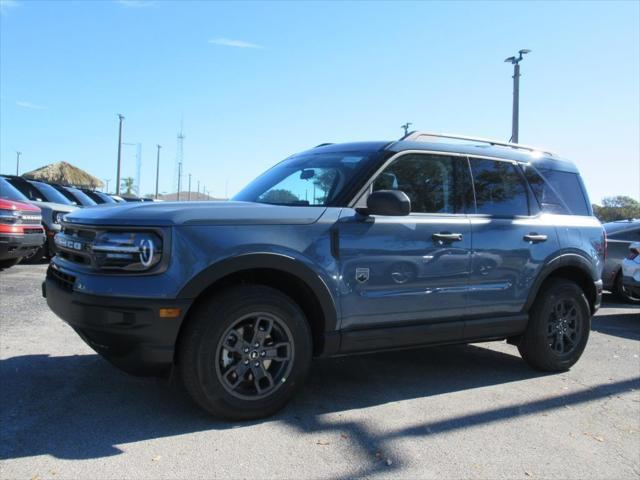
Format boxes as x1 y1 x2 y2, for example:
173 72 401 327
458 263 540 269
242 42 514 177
178 285 312 420
518 278 591 372
614 271 640 304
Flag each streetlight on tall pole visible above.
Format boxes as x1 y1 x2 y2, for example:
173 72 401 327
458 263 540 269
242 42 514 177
16 151 21 175
187 174 192 201
504 49 531 143
177 162 182 201
115 114 125 195
155 145 161 200
104 179 111 193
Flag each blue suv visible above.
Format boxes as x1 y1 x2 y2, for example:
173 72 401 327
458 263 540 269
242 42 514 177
44 132 605 419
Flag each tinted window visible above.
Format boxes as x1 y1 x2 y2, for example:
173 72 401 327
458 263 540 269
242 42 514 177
30 181 74 205
470 158 529 216
6 178 46 202
372 154 470 214
0 177 30 202
67 187 97 206
524 166 590 216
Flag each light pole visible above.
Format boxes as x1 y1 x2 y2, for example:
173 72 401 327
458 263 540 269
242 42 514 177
16 151 21 175
104 179 111 193
116 114 125 195
504 49 531 143
155 145 161 199
188 173 192 201
177 162 182 201
401 122 412 137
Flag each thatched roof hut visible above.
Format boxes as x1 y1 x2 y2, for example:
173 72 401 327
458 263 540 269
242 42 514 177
23 162 103 189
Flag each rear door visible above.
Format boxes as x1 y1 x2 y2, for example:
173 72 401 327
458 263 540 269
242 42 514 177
467 157 559 318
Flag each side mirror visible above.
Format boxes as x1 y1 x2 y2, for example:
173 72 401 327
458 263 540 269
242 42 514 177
362 190 411 216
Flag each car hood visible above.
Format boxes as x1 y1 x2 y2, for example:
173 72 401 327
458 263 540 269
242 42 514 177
63 201 328 226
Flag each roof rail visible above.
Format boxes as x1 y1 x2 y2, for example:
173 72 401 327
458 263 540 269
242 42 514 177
400 131 555 157
314 143 334 148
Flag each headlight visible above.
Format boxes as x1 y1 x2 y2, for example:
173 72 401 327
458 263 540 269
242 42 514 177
0 209 19 224
91 231 163 271
53 212 66 224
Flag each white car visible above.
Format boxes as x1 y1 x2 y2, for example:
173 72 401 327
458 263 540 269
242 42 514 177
621 242 640 300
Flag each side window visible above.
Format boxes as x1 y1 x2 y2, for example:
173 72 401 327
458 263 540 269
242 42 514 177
372 154 470 214
469 158 529 217
537 168 590 216
522 165 569 214
615 228 640 241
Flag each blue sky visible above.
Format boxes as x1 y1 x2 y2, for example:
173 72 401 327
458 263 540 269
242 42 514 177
1 0 638 202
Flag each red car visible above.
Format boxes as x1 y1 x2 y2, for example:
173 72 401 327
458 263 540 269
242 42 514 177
0 198 45 269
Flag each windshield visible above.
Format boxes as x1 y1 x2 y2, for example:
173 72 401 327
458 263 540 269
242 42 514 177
67 187 98 206
233 151 380 206
30 181 74 205
0 177 30 202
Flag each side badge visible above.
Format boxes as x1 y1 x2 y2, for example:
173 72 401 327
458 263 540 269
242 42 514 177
355 267 370 284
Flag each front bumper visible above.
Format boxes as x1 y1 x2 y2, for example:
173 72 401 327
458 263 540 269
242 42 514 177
43 265 192 376
0 232 45 261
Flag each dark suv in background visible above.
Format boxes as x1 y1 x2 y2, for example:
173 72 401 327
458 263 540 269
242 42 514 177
44 132 605 420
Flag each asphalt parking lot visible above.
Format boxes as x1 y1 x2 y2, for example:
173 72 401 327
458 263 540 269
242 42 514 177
1 263 639 480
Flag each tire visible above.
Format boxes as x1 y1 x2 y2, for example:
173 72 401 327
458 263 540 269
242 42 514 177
0 258 20 270
21 245 46 265
614 271 640 304
178 285 312 420
518 278 591 372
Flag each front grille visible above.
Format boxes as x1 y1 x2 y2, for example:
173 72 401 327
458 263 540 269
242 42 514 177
47 266 76 292
17 212 42 225
56 226 96 266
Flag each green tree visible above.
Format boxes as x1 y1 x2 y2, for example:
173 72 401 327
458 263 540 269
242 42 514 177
120 177 136 196
592 196 640 222
260 189 299 204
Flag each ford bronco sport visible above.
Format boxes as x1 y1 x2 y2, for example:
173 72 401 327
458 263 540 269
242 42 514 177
44 132 605 419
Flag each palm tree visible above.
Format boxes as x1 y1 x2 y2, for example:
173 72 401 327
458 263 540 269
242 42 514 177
121 177 136 195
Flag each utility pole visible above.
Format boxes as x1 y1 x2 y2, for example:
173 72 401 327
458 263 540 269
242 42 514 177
16 151 21 175
116 114 124 195
504 49 531 143
188 173 192 201
401 122 412 137
155 145 161 199
177 162 182 201
197 180 200 200
104 179 111 193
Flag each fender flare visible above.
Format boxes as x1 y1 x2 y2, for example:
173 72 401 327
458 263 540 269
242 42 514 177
524 252 598 312
177 252 338 332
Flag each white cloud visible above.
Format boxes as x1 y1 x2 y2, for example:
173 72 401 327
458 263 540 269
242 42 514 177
16 101 47 110
0 0 19 15
115 0 155 8
209 38 263 49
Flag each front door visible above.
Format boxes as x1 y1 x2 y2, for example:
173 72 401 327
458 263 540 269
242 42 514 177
337 152 473 332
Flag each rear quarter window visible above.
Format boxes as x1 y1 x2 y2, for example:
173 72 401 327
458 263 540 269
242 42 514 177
523 166 590 216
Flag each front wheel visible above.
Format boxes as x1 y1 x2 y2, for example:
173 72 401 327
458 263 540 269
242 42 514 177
614 271 640 304
178 285 312 420
518 278 591 372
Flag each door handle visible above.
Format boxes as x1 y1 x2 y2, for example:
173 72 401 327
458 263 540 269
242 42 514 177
432 232 463 243
523 233 548 243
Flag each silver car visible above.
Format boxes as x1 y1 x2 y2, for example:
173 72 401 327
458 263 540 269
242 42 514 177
603 219 640 302
622 242 640 300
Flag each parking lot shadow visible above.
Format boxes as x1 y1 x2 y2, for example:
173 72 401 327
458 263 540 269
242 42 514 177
1 344 638 468
592 296 640 341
